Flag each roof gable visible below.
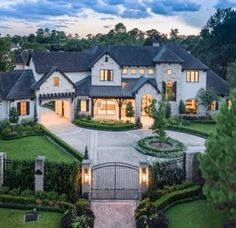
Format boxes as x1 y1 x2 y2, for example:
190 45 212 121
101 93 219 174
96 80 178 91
32 66 75 90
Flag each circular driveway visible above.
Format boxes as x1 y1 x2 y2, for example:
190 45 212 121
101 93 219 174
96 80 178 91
42 109 205 165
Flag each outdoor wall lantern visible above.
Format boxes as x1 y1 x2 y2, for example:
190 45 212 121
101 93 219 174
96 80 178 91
141 167 148 185
83 168 89 183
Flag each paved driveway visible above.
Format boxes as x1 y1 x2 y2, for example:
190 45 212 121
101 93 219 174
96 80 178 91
42 109 206 165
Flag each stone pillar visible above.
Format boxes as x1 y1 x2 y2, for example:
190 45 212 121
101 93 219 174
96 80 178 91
35 156 46 192
0 153 6 187
139 160 149 199
82 159 91 199
185 152 196 181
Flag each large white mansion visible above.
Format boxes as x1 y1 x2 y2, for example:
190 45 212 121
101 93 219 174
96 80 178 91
0 43 229 125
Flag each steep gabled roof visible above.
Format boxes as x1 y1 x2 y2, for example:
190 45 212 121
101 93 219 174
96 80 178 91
14 52 31 65
166 43 209 70
32 66 75 90
207 70 229 96
153 46 184 63
0 70 35 100
76 76 158 98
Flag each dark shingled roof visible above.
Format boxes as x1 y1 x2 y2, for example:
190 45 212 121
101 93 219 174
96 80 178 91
0 70 35 100
153 46 184 63
165 43 209 70
32 50 103 74
14 52 31 65
32 66 75 90
76 76 158 98
207 70 229 96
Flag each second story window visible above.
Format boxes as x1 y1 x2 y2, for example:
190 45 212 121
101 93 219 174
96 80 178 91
186 70 199 82
54 77 59 87
122 67 128 75
100 69 113 81
131 68 137 75
139 68 145 75
162 81 177 101
148 68 154 75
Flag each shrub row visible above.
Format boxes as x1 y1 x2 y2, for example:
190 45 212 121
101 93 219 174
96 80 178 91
74 119 136 131
41 125 83 161
153 185 201 210
167 125 209 138
135 136 185 158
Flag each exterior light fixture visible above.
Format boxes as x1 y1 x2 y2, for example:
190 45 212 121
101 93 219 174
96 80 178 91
142 167 147 183
84 168 89 183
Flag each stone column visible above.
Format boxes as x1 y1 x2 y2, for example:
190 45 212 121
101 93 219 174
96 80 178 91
0 152 6 187
185 152 196 181
82 159 91 199
139 160 149 199
35 156 46 192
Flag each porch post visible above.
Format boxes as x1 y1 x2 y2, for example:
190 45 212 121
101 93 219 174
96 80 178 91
118 99 122 119
91 98 94 118
82 159 91 199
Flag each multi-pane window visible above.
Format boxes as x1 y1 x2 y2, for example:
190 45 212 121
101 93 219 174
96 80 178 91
100 70 113 81
185 99 199 114
54 77 59 87
122 67 128 75
97 99 116 115
147 68 154 75
17 102 30 116
186 71 199 82
167 69 172 75
163 81 177 101
80 100 87 112
209 101 219 111
130 68 137 75
139 68 145 75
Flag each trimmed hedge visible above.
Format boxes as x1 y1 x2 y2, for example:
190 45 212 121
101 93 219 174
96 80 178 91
74 119 137 131
41 125 83 161
167 125 209 138
154 185 201 210
135 136 185 158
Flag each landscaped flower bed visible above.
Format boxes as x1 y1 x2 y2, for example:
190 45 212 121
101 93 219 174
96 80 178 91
135 136 185 158
74 118 140 131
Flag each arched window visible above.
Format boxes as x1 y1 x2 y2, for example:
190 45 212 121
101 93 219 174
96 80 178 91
185 99 199 114
141 94 152 116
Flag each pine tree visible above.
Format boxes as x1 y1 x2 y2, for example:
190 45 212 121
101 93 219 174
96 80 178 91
9 107 19 124
166 102 171 119
126 101 134 121
178 100 186 115
199 89 236 218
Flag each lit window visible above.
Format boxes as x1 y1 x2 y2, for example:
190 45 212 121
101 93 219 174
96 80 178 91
130 68 137 75
167 69 172 75
122 68 128 75
17 102 30 116
54 77 59 87
97 99 116 115
139 68 145 75
186 71 199 82
80 100 87 112
163 81 176 101
185 99 199 114
100 70 113 81
209 101 218 111
141 94 152 116
148 68 154 75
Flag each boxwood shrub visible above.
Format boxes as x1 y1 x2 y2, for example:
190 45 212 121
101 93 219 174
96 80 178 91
135 136 185 158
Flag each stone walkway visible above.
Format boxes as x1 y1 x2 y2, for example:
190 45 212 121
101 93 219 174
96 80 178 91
91 200 137 228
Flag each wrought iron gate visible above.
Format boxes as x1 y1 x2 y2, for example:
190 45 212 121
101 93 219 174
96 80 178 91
91 162 139 200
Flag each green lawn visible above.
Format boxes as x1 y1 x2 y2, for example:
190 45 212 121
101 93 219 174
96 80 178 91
0 208 62 228
182 123 216 135
0 136 75 163
166 200 228 228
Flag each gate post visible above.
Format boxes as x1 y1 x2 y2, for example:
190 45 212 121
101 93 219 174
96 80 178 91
35 156 46 192
185 152 196 181
82 159 91 199
0 152 6 187
139 160 148 199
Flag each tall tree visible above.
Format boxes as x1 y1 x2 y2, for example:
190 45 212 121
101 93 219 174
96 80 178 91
0 37 13 72
126 101 135 121
199 89 236 218
226 62 236 90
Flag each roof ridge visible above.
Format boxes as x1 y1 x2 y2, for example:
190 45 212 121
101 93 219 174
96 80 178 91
6 70 26 99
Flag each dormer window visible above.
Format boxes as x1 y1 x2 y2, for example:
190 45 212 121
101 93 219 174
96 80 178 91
54 77 59 87
131 68 137 75
105 56 108 62
148 68 154 75
139 68 145 75
167 69 172 75
122 67 128 75
186 71 199 82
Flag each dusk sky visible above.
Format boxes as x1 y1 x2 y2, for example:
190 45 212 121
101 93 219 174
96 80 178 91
0 0 235 37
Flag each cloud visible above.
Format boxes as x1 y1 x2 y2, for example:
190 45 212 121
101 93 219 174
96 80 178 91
0 0 202 21
0 25 11 29
215 0 236 9
100 17 115 20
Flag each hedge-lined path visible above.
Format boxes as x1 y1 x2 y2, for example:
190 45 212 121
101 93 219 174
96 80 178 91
41 108 206 165
91 200 137 228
